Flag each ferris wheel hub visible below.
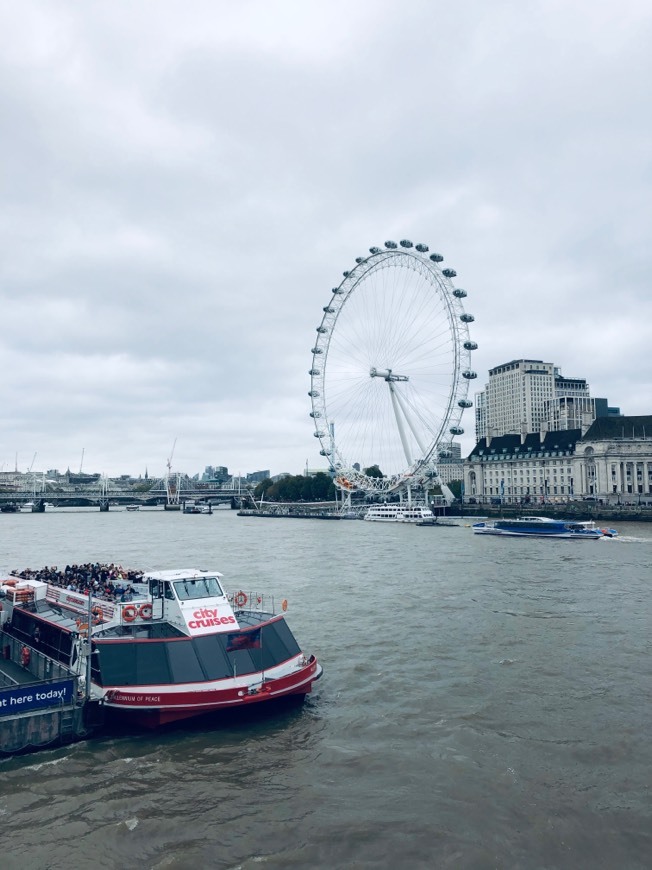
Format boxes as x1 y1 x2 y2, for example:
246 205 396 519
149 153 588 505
369 367 409 382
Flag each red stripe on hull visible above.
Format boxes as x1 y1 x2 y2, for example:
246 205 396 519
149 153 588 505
102 657 321 728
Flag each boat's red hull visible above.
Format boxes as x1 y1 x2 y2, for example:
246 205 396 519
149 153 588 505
102 656 321 728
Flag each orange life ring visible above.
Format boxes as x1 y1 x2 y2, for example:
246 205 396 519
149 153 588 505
234 591 248 608
77 622 89 634
21 646 31 667
122 604 138 622
281 599 288 612
5 579 16 587
139 603 153 620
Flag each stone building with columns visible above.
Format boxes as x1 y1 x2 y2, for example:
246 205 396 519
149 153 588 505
463 415 652 505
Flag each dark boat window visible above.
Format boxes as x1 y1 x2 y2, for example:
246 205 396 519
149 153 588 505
97 642 136 685
167 640 205 682
163 582 175 600
259 622 293 669
136 643 172 684
193 635 233 679
225 647 258 675
271 618 301 658
173 576 223 601
149 579 162 598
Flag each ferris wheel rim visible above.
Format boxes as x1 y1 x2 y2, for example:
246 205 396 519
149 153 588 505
309 242 477 493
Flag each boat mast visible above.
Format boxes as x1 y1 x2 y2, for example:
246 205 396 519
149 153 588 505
85 593 93 700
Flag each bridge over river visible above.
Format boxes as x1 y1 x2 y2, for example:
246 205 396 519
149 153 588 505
0 481 245 512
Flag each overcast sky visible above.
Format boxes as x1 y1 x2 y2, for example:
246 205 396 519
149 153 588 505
1 0 650 480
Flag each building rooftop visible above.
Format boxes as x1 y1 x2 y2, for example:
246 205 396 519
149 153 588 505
582 415 652 441
468 429 581 459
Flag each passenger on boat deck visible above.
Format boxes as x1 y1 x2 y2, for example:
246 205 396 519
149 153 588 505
11 562 143 602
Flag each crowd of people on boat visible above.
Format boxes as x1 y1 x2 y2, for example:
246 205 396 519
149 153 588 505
11 563 144 602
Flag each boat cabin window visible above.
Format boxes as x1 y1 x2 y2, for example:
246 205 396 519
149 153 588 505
173 576 223 601
163 581 175 600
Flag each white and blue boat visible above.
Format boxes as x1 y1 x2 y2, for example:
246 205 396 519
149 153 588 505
472 516 618 539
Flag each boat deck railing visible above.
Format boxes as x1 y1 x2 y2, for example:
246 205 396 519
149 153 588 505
0 633 75 684
227 591 287 616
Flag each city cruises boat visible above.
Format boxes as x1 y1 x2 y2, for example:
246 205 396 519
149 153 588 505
0 568 322 728
364 504 435 523
471 516 618 539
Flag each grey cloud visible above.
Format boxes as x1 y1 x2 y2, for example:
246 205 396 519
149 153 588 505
1 0 650 475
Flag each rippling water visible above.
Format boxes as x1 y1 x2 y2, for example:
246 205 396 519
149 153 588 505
1 509 650 869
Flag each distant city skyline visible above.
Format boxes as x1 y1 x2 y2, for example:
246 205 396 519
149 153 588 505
2 350 638 480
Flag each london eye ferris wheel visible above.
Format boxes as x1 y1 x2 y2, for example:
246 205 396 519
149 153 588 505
308 240 477 496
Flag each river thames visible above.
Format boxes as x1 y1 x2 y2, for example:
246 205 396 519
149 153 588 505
1 509 650 869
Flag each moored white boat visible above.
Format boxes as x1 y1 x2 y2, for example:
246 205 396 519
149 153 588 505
0 567 322 728
364 504 435 523
472 516 618 539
